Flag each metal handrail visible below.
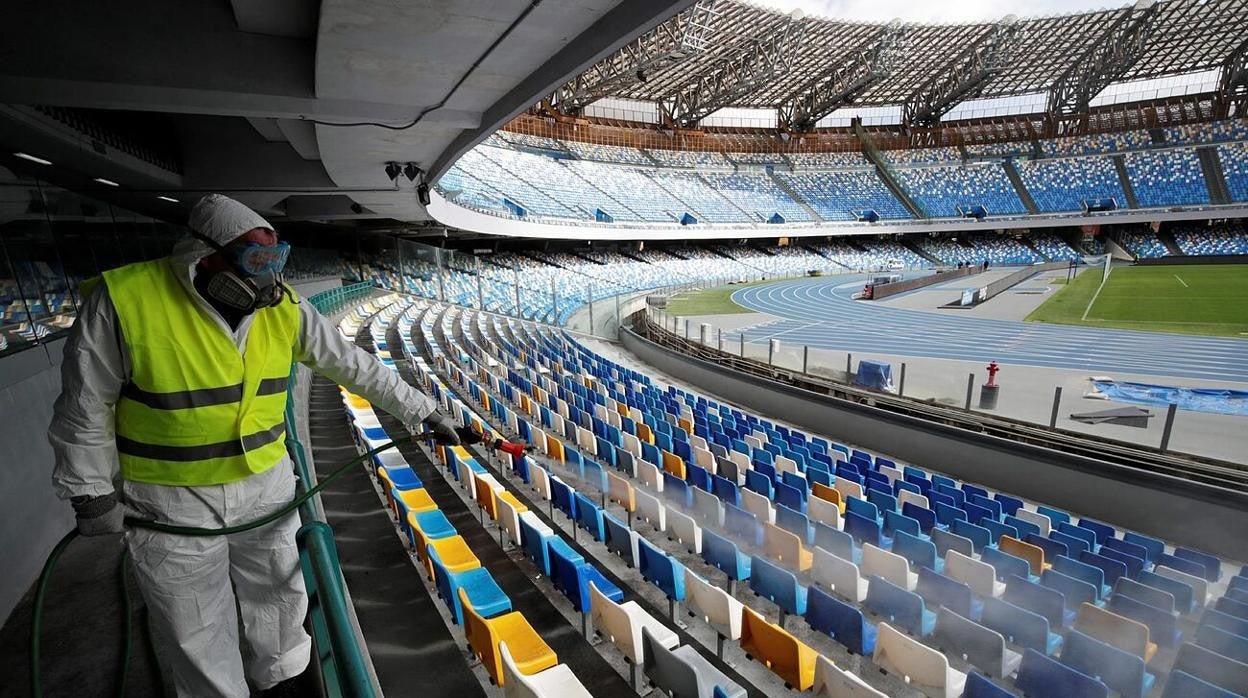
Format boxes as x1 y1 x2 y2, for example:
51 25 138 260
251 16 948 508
282 281 379 698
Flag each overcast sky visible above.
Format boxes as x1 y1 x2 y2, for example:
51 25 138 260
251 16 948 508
752 0 1127 23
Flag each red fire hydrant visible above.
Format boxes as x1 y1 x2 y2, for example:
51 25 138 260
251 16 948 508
986 361 1000 387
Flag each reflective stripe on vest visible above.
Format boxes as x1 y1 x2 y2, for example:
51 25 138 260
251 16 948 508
104 259 300 486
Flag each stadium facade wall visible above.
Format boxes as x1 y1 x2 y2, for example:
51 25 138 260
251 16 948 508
620 327 1248 560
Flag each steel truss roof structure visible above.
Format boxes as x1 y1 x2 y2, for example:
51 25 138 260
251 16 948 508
551 0 1248 129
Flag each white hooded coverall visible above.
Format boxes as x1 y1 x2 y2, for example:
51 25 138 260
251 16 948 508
48 195 438 697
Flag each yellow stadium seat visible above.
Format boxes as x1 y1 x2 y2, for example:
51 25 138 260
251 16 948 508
636 423 654 444
546 438 565 463
460 588 558 686
739 606 818 690
661 450 686 480
424 535 480 581
395 487 437 519
998 535 1048 573
811 483 844 514
474 475 501 520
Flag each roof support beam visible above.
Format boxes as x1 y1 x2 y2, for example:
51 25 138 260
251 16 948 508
1045 0 1158 130
902 18 1021 128
1217 37 1248 118
661 15 805 128
549 0 721 115
777 22 905 132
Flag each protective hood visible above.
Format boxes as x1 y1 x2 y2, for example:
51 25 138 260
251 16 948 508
170 194 275 272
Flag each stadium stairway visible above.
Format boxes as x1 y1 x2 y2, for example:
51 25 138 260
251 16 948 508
767 170 825 222
1111 155 1141 208
1196 147 1231 206
1001 161 1040 215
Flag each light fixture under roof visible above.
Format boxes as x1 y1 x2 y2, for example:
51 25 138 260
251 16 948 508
94 177 120 187
13 152 52 165
157 195 179 203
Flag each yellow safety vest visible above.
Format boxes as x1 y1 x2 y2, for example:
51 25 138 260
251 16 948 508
102 259 300 486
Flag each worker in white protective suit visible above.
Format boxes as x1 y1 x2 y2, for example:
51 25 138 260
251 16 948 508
48 194 461 697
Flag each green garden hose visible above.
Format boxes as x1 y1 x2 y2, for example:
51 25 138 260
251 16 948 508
29 435 427 697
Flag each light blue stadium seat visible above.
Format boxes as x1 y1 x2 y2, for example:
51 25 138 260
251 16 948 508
1061 630 1154 698
980 596 1062 656
1107 593 1182 647
1015 648 1108 698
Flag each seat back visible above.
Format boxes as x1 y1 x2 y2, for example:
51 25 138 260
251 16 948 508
667 508 702 553
808 495 841 529
864 575 928 637
693 488 724 526
883 510 921 540
934 606 1009 678
873 622 958 697
602 512 638 567
1060 629 1148 698
1173 641 1248 696
1041 569 1097 609
961 671 1016 698
520 516 553 574
639 538 686 602
1107 593 1179 647
1153 565 1207 606
1075 602 1152 659
498 495 524 546
1115 576 1175 613
945 549 996 598
862 543 912 590
750 555 806 616
812 654 888 697
573 492 605 541
979 596 1052 654
549 538 590 612
1174 547 1221 582
641 626 699 698
741 487 774 524
684 569 743 640
739 606 816 690
702 529 749 581
932 529 974 559
1160 670 1239 698
999 536 1045 575
893 531 937 571
589 581 639 662
813 546 864 601
917 568 974 620
804 585 871 655
1003 574 1065 628
635 489 666 531
607 471 634 511
953 519 992 553
844 510 882 547
982 546 1031 583
1015 648 1108 698
1136 570 1194 612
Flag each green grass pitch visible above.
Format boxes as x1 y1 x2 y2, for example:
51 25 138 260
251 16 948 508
1026 264 1248 337
665 280 772 315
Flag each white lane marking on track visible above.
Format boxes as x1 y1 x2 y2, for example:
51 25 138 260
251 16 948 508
1174 274 1189 288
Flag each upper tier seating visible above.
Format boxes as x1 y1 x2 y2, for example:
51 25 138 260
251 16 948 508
776 171 910 220
895 164 1026 217
1123 149 1210 208
1016 157 1126 213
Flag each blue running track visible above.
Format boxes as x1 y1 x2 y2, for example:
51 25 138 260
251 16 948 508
726 275 1248 383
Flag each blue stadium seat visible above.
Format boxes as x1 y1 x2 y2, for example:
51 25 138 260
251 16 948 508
1115 576 1175 613
1024 533 1067 563
994 494 1024 517
1175 547 1222 582
893 531 940 573
775 504 814 545
1158 552 1208 580
712 475 740 506
1004 574 1072 628
954 519 993 554
1160 671 1238 698
701 529 751 584
916 567 979 620
1061 630 1153 698
551 478 577 521
1015 648 1108 698
639 537 687 606
1076 519 1115 546
844 510 885 549
883 510 922 541
573 492 606 542
1123 532 1163 562
520 515 557 575
982 547 1036 583
1137 569 1194 613
1041 569 1098 611
550 538 623 613
804 584 877 655
1107 593 1182 647
749 555 807 620
1080 551 1128 587
933 607 1020 679
1172 642 1248 696
814 524 857 564
963 671 1017 698
864 575 935 637
1215 596 1248 621
603 512 637 567
902 502 936 534
980 597 1062 656
1053 555 1110 600
933 528 974 559
430 553 511 625
1195 623 1248 664
1004 515 1041 539
724 503 762 548
1202 608 1248 639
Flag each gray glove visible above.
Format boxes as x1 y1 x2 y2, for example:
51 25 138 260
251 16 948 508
70 492 154 536
422 413 462 446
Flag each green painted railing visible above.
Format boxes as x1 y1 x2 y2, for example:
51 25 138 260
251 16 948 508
283 281 378 698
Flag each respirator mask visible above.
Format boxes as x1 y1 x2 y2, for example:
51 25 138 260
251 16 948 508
192 232 294 313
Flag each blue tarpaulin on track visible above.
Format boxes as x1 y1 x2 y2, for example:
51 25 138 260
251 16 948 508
855 360 894 392
1091 380 1248 417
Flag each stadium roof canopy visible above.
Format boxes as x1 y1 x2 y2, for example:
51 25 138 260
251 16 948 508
548 0 1248 129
